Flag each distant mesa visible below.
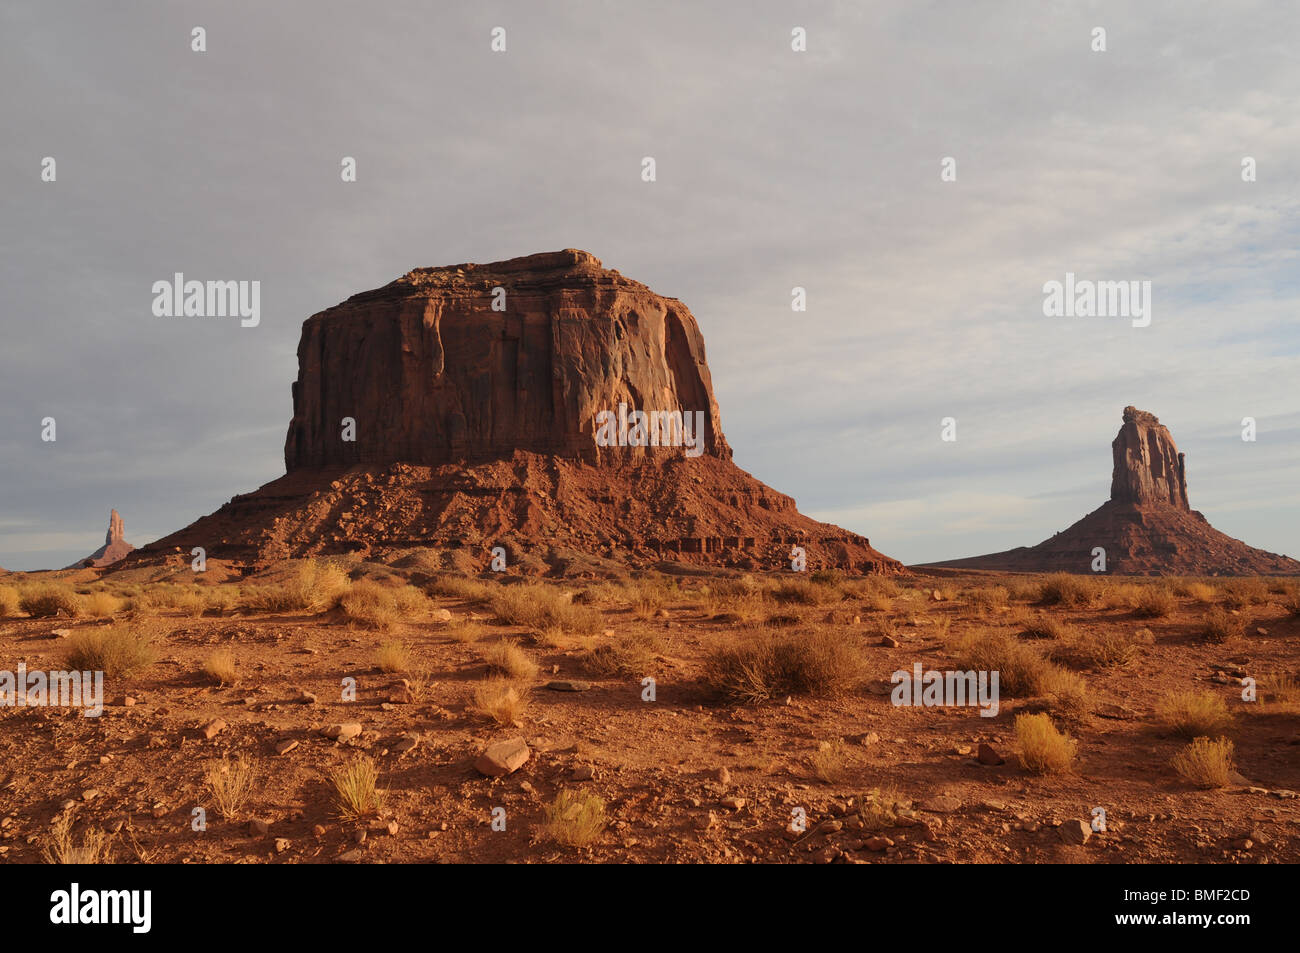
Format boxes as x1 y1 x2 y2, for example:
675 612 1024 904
66 509 136 569
930 406 1300 576
121 251 902 576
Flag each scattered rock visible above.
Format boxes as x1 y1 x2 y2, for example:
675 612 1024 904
920 796 961 814
544 680 592 692
475 737 530 777
273 739 299 755
862 836 893 851
977 743 1005 765
249 819 269 836
1060 820 1092 845
274 838 291 853
572 764 596 781
321 723 362 742
201 719 227 740
297 691 318 704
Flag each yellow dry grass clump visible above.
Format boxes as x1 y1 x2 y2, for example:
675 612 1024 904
702 627 870 702
473 678 530 725
202 647 238 686
205 756 257 819
1158 691 1234 739
330 757 383 818
19 583 81 618
374 640 411 673
541 789 607 847
244 559 350 613
490 584 602 634
61 625 156 677
1170 737 1235 788
42 815 113 864
482 639 539 679
1015 712 1076 774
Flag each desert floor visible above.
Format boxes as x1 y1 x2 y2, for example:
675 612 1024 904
0 561 1296 864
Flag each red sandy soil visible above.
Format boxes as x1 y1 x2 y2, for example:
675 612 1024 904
0 565 1296 864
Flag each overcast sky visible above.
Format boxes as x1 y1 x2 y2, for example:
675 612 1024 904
2 0 1297 571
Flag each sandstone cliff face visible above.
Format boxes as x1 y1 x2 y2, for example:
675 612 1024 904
285 250 730 470
1110 406 1189 509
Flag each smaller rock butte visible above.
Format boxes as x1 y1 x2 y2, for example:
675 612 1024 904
65 509 136 569
120 251 903 576
931 407 1300 576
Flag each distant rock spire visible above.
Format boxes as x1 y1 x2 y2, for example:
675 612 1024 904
107 509 125 546
1110 406 1189 510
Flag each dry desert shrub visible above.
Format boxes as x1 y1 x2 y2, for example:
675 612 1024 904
1015 712 1076 774
1170 737 1235 788
427 575 494 603
61 625 155 677
1221 578 1268 609
810 568 844 587
1055 626 1154 669
1201 607 1244 644
1132 585 1176 618
1182 581 1217 604
330 757 383 818
541 789 607 847
482 638 539 679
1158 690 1234 739
1257 671 1300 706
133 584 199 613
1004 579 1039 603
42 814 113 864
1037 573 1094 607
244 559 350 613
950 629 1083 704
581 630 660 678
202 647 238 686
80 591 122 618
809 739 848 784
768 579 834 606
205 756 257 819
853 787 910 831
444 619 491 643
969 585 1009 612
0 585 20 617
472 677 530 725
19 583 81 618
1101 582 1143 610
490 584 602 634
374 640 411 673
1018 613 1073 640
340 580 403 629
702 628 870 703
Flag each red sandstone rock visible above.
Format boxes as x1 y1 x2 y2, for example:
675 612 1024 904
285 249 729 469
119 252 904 576
932 407 1300 576
1110 406 1188 509
65 509 136 569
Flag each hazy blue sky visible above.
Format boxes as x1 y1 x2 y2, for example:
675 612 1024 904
2 0 1297 570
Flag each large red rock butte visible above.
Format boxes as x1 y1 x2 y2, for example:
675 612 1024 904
121 251 902 576
931 406 1300 576
66 509 136 569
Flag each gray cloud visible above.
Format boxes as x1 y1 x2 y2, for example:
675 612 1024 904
1 0 1297 569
